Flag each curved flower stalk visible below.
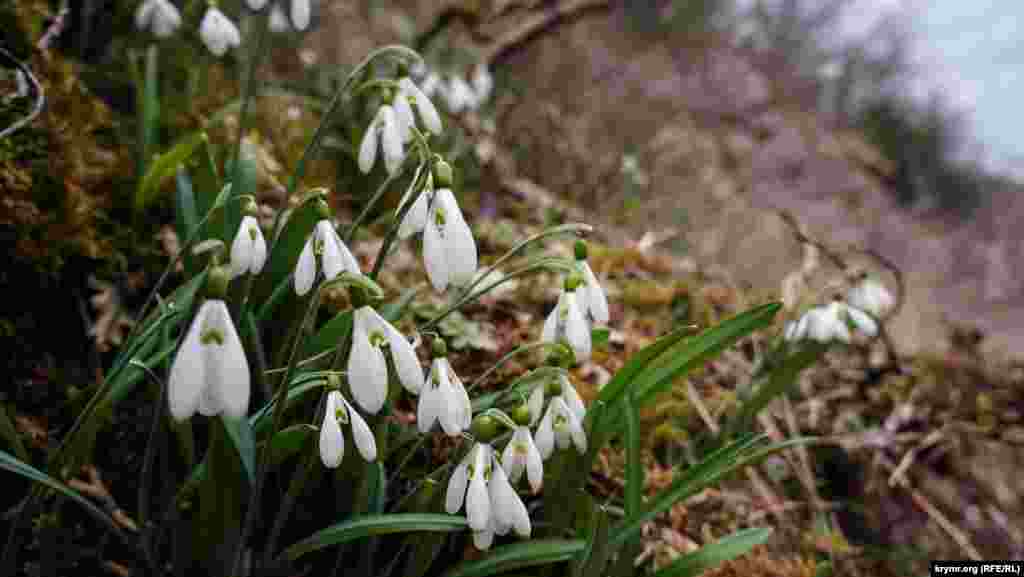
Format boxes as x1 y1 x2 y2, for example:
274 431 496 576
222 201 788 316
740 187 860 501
784 299 877 344
846 275 894 318
168 267 250 421
295 218 362 296
542 275 591 362
348 305 424 414
358 104 404 176
393 77 443 142
135 0 182 38
446 441 530 550
573 240 609 325
199 6 241 57
417 341 472 436
319 390 377 467
229 211 268 279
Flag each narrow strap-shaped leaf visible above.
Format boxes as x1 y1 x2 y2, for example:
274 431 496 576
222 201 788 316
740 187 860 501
727 344 825 437
283 514 468 561
573 505 610 577
441 539 586 577
622 394 643 520
652 527 772 577
0 404 29 462
136 131 208 213
263 424 317 469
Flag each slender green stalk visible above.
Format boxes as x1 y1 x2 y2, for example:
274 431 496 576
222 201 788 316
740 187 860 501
369 162 430 280
344 159 425 245
467 341 566 394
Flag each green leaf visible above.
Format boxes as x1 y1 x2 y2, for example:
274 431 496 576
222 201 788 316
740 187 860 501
631 302 781 407
283 514 468 561
441 539 586 577
175 168 199 275
573 505 610 577
0 403 29 463
301 310 353 361
728 344 826 437
610 435 809 547
221 414 256 483
377 287 421 323
197 417 248 573
653 527 772 577
265 424 317 468
136 131 208 213
0 450 123 537
622 395 642 520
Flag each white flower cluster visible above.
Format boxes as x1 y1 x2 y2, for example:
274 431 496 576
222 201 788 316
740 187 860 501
418 65 494 114
783 276 894 344
541 241 609 362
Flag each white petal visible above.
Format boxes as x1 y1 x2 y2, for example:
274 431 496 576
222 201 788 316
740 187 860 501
295 234 317 296
168 301 210 421
230 216 254 279
580 262 610 324
197 382 221 416
445 459 469 514
376 311 423 394
471 65 493 106
416 383 438 434
323 222 361 276
151 0 182 38
804 308 831 343
423 201 448 291
534 405 555 459
290 0 310 31
392 92 415 143
400 78 442 135
491 459 530 538
358 111 380 174
448 361 473 430
344 399 377 462
268 3 289 33
348 310 388 414
565 406 588 454
783 321 798 342
825 302 851 343
380 106 404 176
135 0 155 33
317 221 343 281
845 305 878 337
436 189 477 286
246 0 268 9
564 292 591 361
501 430 525 482
199 8 240 57
524 433 544 493
208 300 250 419
466 447 491 531
560 376 586 423
249 219 267 274
472 527 494 550
319 392 345 468
398 187 429 240
542 305 558 344
527 386 544 426
435 364 462 436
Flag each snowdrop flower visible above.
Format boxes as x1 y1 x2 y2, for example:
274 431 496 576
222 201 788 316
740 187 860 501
289 0 311 30
419 72 441 100
444 75 475 113
447 441 531 550
199 7 241 57
393 77 443 141
573 240 609 325
785 300 877 344
358 104 404 176
135 0 182 38
846 275 894 318
319 390 377 467
417 341 472 436
168 287 250 421
422 187 477 293
502 425 543 494
268 3 289 33
295 217 362 296
229 213 267 279
527 374 585 426
245 0 267 10
348 305 424 414
542 276 591 362
534 397 587 459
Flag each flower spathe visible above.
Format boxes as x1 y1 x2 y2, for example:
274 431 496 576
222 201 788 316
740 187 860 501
542 289 591 361
295 220 362 296
319 390 376 467
422 188 477 292
199 7 241 57
229 215 268 279
358 104 404 176
135 0 182 38
534 396 587 458
348 306 424 414
168 299 250 421
417 357 471 436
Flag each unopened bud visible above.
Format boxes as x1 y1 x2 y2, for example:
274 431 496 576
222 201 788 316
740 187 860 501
431 337 447 358
206 265 231 299
511 404 532 426
564 273 584 292
470 415 498 442
433 158 453 188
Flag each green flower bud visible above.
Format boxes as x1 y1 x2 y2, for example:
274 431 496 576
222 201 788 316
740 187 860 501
470 415 499 442
433 158 453 188
242 197 259 217
315 198 332 220
206 265 231 299
545 378 563 396
511 404 532 426
431 336 447 358
564 272 584 292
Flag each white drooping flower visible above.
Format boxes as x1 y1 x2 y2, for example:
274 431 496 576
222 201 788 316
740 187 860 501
785 300 877 344
576 261 609 325
289 0 311 31
534 396 587 459
319 390 377 467
417 356 472 436
358 104 404 176
245 0 268 10
347 306 424 414
422 188 477 292
199 7 241 57
501 425 543 494
846 276 894 318
294 220 362 296
168 299 250 421
135 0 182 38
268 3 289 33
229 215 267 279
542 285 591 362
393 77 443 141
446 443 531 550
444 75 475 114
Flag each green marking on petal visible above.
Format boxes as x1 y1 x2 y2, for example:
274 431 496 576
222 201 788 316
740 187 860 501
200 328 225 345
